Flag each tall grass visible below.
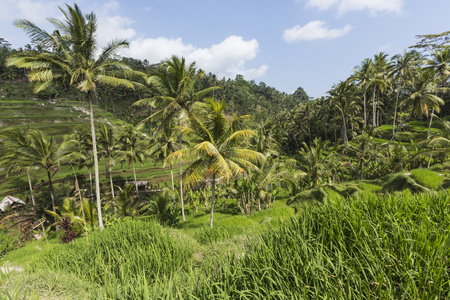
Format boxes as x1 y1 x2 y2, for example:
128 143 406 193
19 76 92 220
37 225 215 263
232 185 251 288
411 168 444 190
32 218 195 298
195 191 450 299
7 191 450 299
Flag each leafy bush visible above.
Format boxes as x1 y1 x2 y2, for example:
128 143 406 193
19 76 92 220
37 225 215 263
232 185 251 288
0 229 20 258
57 216 77 243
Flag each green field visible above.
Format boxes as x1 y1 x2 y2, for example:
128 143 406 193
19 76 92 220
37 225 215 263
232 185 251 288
1 191 449 299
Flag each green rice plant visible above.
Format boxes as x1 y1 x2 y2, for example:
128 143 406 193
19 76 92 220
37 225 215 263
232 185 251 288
358 181 382 193
33 219 194 288
411 168 444 190
192 191 450 299
193 225 233 244
323 186 344 202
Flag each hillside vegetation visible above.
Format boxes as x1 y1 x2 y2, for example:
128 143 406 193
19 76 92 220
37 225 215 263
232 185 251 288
1 4 450 299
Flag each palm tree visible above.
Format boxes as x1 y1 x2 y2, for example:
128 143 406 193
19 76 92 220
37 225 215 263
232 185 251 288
14 130 79 212
0 128 36 207
298 138 330 188
402 69 445 123
253 118 279 157
390 50 422 136
98 123 119 208
349 131 381 179
351 58 373 129
424 46 450 138
328 80 353 149
71 125 94 201
118 124 147 198
369 52 392 128
165 98 265 228
148 122 183 190
7 4 142 229
428 119 450 154
115 184 139 217
133 56 220 221
244 157 303 211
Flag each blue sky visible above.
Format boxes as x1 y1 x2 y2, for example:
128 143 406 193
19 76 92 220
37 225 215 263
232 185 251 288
1 0 449 98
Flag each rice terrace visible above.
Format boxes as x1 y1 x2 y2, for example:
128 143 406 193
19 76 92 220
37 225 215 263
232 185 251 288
1 1 450 299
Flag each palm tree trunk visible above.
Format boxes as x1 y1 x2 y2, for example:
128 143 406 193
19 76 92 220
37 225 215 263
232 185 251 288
133 161 139 199
210 173 216 228
47 170 56 213
393 88 400 137
428 151 433 169
88 91 104 230
427 108 435 139
89 168 93 203
170 163 174 190
109 170 117 214
340 106 348 149
390 111 414 143
26 168 35 208
363 85 367 129
360 161 364 180
179 134 185 221
372 86 377 128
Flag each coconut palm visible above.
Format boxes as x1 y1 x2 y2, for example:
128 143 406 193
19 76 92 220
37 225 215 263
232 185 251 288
241 157 303 211
253 118 279 157
165 98 265 228
148 122 185 190
71 125 94 201
97 123 119 207
7 4 142 229
115 184 140 217
351 58 373 129
390 50 422 136
369 52 392 128
0 128 36 207
133 55 220 221
349 131 382 179
424 46 450 138
427 119 450 159
402 69 445 122
118 124 147 198
298 138 331 188
12 130 79 212
328 80 353 149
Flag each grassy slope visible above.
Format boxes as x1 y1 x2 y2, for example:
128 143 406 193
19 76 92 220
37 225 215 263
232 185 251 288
0 198 295 299
0 81 173 197
2 190 450 299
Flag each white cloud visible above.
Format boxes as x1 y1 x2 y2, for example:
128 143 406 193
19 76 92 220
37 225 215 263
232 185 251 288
305 0 404 15
0 0 62 25
305 0 338 11
96 1 137 46
0 0 64 47
123 35 268 80
96 15 136 45
283 20 353 42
